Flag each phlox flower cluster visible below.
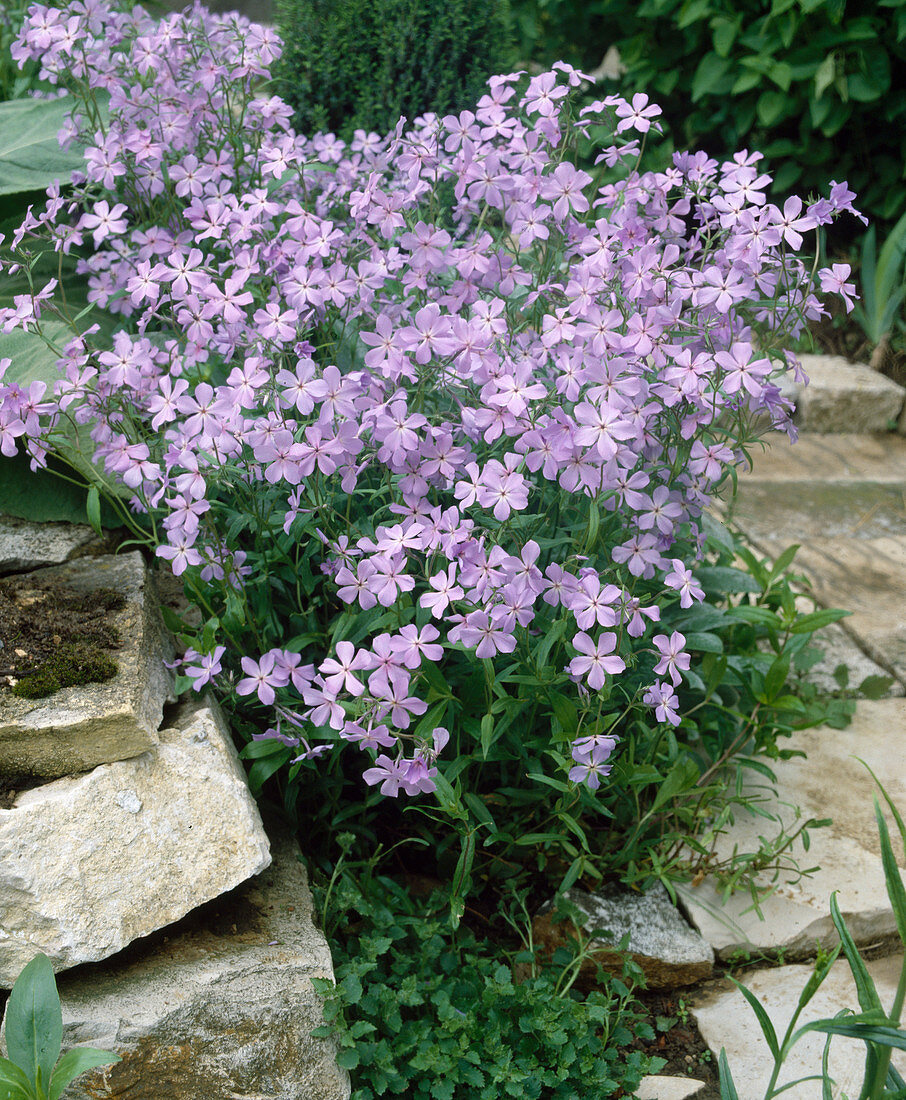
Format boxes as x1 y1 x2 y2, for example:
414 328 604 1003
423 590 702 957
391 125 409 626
0 0 861 800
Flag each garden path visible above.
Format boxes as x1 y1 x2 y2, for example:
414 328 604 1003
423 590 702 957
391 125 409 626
674 427 906 1099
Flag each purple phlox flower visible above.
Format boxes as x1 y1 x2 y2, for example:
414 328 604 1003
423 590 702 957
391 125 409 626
568 734 618 790
714 342 772 398
652 632 691 687
370 667 428 729
341 720 397 750
183 645 226 691
476 454 529 521
319 640 374 697
362 752 438 797
302 676 346 730
391 624 443 668
459 610 517 659
79 200 128 246
643 681 680 727
614 93 662 135
567 630 625 690
565 574 621 631
236 650 290 706
664 559 705 609
818 264 857 313
420 563 464 617
612 533 663 579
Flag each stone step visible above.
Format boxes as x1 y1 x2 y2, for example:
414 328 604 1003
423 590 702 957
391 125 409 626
0 553 174 780
0 698 271 985
678 699 906 963
689 953 906 1100
738 432 906 484
789 355 906 434
0 515 101 575
3 830 350 1100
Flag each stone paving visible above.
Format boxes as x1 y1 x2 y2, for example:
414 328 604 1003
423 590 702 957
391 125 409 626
669 422 906 1099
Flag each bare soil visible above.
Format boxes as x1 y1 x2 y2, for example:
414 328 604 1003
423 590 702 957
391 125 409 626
0 576 125 700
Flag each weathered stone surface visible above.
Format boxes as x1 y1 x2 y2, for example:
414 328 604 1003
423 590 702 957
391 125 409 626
791 355 906 433
689 953 906 1100
0 552 173 780
0 515 100 575
750 536 906 684
725 481 906 543
34 832 349 1100
734 431 906 484
636 1076 708 1100
0 698 271 986
678 700 906 961
801 621 902 698
534 885 714 990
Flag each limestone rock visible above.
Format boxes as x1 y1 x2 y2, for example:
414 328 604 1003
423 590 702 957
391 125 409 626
793 355 906 433
33 832 349 1100
635 1076 707 1100
0 698 271 985
678 700 906 961
534 884 714 990
689 953 906 1100
0 552 173 780
0 515 100 575
733 431 906 484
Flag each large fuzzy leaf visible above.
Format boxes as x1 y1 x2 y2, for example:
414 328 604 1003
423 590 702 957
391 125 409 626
0 97 85 196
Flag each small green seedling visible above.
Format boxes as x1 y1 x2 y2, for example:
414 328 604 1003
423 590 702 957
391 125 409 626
0 954 119 1100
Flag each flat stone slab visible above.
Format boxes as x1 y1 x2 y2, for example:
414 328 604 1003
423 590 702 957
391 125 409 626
800 621 902 698
0 699 271 985
726 481 906 542
689 953 906 1100
736 432 906 484
678 700 906 961
636 1076 707 1100
534 884 714 989
0 515 99 575
791 355 906 433
45 832 349 1100
753 537 906 684
0 552 173 780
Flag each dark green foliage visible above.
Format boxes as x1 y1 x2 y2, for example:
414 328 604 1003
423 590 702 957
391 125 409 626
274 0 517 142
509 0 906 236
11 644 118 700
311 868 660 1100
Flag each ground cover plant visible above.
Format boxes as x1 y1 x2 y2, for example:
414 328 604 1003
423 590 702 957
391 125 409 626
0 1 873 1092
0 1 863 909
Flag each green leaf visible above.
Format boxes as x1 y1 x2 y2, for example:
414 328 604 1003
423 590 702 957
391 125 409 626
789 609 851 634
480 713 495 760
718 1048 739 1100
0 1058 32 1100
695 567 762 594
651 758 699 813
875 797 906 946
829 893 883 1015
683 631 724 654
85 486 102 536
768 543 800 582
0 98 88 196
5 954 62 1092
859 674 894 700
728 976 780 1059
691 53 731 102
756 89 788 126
49 1048 120 1100
814 52 837 98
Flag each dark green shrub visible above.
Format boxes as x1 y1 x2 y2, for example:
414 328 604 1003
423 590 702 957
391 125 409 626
274 0 517 142
510 0 906 234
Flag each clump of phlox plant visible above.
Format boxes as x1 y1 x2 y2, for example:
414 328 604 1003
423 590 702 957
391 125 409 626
0 0 862 889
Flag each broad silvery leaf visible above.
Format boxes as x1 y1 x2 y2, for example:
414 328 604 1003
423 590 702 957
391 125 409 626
4 954 62 1094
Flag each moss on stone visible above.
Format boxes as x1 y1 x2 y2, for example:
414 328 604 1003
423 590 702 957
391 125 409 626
11 643 118 700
